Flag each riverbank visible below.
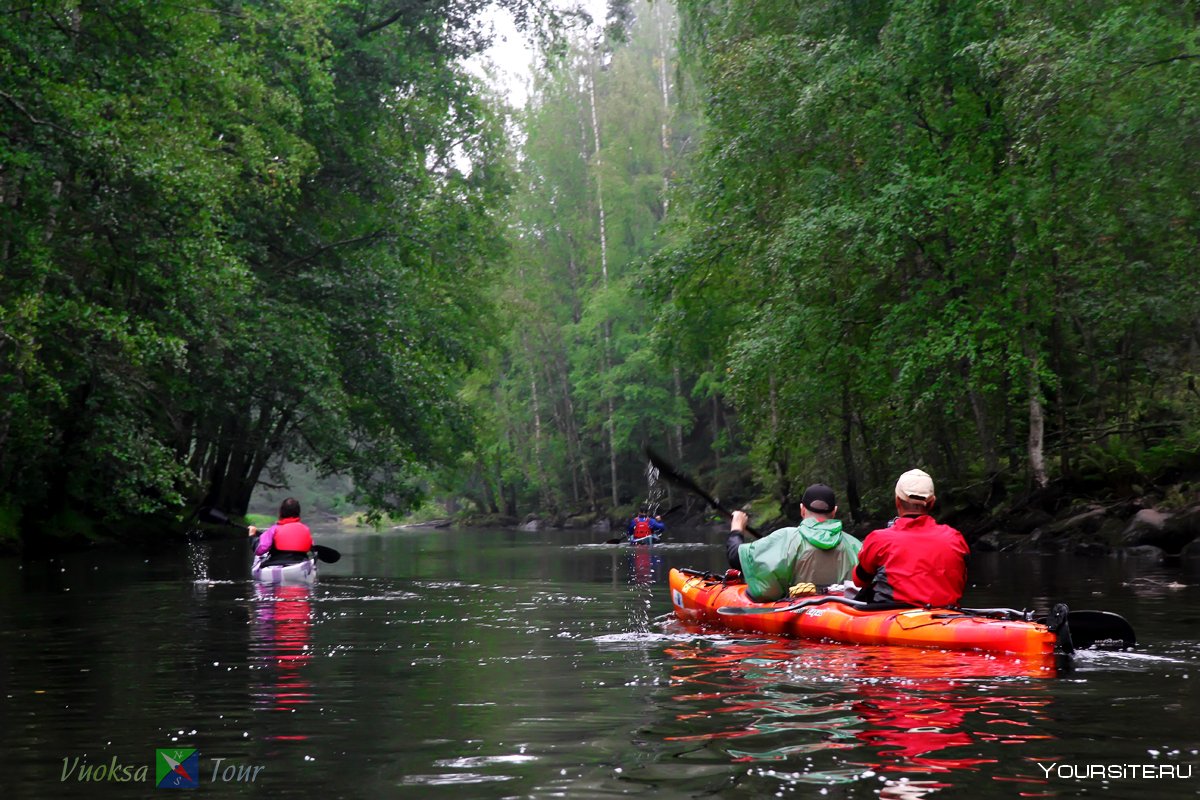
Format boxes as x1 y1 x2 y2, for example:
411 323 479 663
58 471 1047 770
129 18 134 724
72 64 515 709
448 476 1200 562
6 474 1198 562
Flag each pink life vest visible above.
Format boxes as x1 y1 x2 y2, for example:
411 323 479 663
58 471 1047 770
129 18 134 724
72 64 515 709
272 518 313 553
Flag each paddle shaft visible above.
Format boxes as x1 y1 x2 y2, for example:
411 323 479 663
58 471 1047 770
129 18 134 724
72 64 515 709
644 447 759 539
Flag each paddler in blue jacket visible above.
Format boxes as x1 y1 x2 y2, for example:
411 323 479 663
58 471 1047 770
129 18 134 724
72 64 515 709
726 484 862 601
626 506 665 544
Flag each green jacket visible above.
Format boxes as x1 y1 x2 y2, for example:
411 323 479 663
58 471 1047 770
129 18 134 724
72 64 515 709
738 517 862 601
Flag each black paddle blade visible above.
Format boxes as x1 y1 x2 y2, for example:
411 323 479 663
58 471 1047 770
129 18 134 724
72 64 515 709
605 537 625 544
1066 610 1136 650
312 544 341 563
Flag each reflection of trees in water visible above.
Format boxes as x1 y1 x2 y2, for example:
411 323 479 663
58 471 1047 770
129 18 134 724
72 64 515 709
660 636 1057 795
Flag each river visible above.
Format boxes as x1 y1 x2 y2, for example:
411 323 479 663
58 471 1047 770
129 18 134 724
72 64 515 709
1 526 1198 799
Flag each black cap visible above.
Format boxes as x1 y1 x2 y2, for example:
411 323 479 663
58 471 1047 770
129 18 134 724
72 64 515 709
801 484 836 514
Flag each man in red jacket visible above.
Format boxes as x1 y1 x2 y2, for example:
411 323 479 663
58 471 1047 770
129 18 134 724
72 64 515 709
850 469 969 607
248 497 314 566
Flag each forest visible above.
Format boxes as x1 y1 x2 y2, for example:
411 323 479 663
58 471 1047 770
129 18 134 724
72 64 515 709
2 0 1198 549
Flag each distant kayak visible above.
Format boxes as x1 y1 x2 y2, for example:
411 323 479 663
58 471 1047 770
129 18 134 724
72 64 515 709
252 554 318 585
669 568 1066 658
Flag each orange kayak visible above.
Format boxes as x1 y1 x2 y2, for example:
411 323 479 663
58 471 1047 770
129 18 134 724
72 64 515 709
669 568 1065 657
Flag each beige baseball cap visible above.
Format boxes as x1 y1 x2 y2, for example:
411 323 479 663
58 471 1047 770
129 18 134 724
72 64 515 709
895 468 935 502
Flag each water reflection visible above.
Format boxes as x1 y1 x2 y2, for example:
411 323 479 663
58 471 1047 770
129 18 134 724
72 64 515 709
626 546 664 587
661 635 1057 795
3 532 1196 800
251 583 314 726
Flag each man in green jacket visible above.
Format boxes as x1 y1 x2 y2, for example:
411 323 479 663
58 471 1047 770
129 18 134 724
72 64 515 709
726 484 862 601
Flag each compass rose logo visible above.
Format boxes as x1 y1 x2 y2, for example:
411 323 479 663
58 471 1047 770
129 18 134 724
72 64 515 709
155 748 199 789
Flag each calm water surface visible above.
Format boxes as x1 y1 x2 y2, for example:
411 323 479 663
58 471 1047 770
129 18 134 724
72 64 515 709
2 526 1199 799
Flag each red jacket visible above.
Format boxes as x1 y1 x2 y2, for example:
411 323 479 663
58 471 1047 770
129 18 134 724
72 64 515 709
272 518 313 553
852 515 969 607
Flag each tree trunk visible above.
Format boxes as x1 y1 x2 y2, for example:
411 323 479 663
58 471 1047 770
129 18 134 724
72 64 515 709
840 384 862 522
768 373 790 509
1027 354 1049 489
555 350 595 509
530 369 547 508
655 0 672 217
711 391 721 469
962 358 1000 500
588 54 618 508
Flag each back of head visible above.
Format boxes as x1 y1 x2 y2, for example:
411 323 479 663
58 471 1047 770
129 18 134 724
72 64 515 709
894 469 935 513
801 483 837 517
639 505 650 517
279 497 301 519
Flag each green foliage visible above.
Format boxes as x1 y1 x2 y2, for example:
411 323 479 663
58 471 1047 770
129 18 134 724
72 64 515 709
0 1 547 543
444 2 720 516
7 0 1196 541
44 509 98 542
658 0 1200 514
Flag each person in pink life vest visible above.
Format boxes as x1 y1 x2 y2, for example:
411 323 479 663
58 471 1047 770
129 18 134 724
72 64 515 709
248 497 315 566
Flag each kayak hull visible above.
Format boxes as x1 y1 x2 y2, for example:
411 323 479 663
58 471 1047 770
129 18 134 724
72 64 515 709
252 555 318 585
669 568 1059 657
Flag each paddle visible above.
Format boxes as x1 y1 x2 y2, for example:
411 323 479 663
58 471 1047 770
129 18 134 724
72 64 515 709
605 534 663 545
719 597 1033 619
717 594 862 615
717 597 1137 650
1053 609 1136 650
644 447 760 539
312 544 341 564
249 526 341 564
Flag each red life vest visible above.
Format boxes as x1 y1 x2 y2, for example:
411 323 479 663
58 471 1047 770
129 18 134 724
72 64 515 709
633 517 653 540
272 518 313 553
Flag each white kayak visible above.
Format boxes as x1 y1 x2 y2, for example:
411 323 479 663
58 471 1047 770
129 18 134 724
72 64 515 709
252 554 318 585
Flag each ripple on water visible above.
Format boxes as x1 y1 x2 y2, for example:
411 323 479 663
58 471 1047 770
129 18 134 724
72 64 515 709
592 631 713 648
433 754 538 768
399 772 517 785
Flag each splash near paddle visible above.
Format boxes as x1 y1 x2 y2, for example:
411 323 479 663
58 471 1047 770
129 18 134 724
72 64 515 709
644 447 760 538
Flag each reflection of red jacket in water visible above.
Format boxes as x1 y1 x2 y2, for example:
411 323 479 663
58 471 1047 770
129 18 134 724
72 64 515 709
254 585 313 712
854 683 993 771
629 548 663 585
